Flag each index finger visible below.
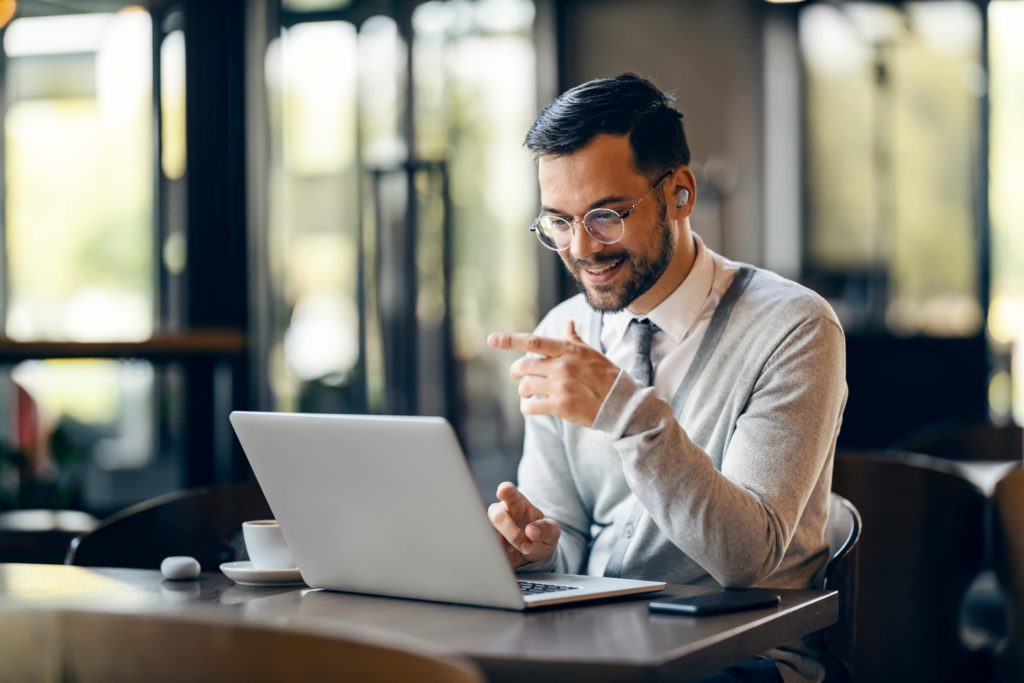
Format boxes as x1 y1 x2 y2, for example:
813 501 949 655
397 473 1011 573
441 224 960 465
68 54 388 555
496 481 526 506
487 332 567 358
496 482 541 521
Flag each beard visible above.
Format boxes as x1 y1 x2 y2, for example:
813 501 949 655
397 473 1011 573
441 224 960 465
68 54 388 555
567 196 676 313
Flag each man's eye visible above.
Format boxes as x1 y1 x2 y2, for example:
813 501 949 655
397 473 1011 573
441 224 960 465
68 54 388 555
591 210 623 224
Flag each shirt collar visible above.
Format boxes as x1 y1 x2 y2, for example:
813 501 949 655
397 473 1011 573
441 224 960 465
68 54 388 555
603 233 715 346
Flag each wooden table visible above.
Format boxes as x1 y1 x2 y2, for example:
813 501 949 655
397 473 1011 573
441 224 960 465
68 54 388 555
0 563 836 682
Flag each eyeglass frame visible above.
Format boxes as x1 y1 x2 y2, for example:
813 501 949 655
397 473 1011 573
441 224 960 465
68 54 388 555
529 169 675 252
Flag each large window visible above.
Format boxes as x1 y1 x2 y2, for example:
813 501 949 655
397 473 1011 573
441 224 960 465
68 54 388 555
0 0 541 513
801 0 1024 424
800 1 983 337
4 10 154 340
264 20 362 411
989 1 1024 423
262 0 539 474
0 8 173 513
412 0 538 460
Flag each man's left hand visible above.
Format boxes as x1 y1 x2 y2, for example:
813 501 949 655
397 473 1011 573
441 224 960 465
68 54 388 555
487 321 622 428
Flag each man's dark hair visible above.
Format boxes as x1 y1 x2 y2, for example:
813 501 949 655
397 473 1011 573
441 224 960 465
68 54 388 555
524 73 690 177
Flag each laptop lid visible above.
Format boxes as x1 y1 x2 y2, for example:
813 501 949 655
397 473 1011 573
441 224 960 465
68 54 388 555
229 411 664 610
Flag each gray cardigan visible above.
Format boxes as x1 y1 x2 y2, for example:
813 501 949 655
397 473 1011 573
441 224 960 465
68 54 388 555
517 264 847 682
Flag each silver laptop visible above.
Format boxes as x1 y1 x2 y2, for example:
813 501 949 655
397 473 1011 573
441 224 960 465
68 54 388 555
229 411 665 610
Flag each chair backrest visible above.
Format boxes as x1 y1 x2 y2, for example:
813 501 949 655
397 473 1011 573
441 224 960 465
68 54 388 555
994 467 1024 682
67 480 272 570
894 421 1023 462
832 450 991 683
0 607 485 683
0 509 98 563
815 492 861 683
823 493 861 591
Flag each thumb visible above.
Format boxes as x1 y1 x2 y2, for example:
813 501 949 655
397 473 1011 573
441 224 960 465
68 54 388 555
524 518 561 546
563 319 586 345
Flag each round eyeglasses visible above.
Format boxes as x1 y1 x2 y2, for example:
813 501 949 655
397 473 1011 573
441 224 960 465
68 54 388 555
529 170 673 252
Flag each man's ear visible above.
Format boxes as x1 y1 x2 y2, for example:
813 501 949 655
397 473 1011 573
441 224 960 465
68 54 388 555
670 166 697 218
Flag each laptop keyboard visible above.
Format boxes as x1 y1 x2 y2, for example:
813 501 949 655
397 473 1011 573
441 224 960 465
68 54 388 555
518 580 580 596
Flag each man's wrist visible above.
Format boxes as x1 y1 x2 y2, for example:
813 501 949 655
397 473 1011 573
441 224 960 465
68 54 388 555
591 370 661 438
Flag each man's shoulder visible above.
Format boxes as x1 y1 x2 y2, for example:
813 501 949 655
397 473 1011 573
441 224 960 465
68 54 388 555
738 265 842 331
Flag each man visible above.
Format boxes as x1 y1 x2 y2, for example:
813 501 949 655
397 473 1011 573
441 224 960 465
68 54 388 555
486 74 846 683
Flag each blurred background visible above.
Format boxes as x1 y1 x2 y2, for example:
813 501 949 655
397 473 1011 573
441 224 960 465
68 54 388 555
0 0 1019 516
2 1 1024 679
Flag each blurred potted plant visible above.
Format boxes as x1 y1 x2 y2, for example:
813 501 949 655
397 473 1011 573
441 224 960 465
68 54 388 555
0 424 87 511
0 380 94 563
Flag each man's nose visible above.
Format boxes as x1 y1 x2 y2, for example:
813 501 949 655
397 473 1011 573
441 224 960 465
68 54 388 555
570 223 604 261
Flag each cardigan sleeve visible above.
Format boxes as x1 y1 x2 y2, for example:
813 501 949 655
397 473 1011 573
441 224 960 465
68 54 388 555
591 311 846 587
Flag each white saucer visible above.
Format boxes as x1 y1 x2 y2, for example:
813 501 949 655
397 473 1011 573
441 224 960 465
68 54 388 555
219 561 305 587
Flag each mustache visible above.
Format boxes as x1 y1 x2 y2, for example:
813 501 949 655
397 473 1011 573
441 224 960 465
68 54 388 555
572 252 628 270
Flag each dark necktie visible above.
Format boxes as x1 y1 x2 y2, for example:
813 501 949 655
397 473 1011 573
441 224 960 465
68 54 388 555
628 318 658 387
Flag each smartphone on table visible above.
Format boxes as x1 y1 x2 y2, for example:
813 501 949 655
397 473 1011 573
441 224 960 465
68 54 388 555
648 589 781 616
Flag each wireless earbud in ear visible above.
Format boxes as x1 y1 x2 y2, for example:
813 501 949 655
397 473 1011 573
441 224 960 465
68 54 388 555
675 188 690 208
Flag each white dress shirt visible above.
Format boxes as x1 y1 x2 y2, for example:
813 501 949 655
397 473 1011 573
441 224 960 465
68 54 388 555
600 233 740 402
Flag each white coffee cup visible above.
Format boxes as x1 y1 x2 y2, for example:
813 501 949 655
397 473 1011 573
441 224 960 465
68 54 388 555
242 520 295 570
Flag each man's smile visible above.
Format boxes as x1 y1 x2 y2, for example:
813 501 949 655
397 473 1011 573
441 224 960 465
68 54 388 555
574 253 628 284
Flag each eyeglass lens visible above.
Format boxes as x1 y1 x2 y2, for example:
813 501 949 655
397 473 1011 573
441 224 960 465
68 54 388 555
535 208 623 251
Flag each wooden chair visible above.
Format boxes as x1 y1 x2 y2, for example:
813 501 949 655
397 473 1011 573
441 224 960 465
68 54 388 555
67 480 271 570
994 467 1024 681
0 607 485 683
832 450 991 683
815 493 861 683
893 421 1023 462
